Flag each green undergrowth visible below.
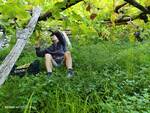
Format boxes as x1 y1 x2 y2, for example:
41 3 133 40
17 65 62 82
0 41 150 113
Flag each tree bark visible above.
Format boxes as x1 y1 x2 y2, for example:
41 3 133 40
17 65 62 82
0 7 41 86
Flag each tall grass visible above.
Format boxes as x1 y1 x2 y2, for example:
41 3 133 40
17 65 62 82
0 41 150 113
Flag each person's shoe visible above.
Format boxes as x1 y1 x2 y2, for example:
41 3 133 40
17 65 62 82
67 69 74 78
47 72 52 78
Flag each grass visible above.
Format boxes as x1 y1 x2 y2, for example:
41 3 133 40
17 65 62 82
0 41 150 113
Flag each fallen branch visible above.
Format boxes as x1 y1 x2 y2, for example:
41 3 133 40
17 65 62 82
0 7 41 86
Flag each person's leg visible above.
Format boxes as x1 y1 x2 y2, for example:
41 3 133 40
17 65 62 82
64 51 72 69
45 53 53 76
64 51 74 78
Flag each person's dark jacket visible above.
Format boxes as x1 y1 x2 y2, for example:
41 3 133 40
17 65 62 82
35 31 67 60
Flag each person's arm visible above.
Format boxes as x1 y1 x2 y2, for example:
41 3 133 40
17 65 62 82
57 31 67 47
35 47 46 57
56 31 68 52
35 45 54 57
35 40 47 57
35 30 45 57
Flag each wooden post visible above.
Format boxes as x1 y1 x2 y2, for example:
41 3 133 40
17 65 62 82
0 7 41 86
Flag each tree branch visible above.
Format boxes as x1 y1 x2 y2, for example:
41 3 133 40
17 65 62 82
38 0 83 21
114 2 128 13
124 0 150 14
103 13 142 26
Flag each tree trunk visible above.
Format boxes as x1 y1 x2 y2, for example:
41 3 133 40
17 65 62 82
0 7 41 86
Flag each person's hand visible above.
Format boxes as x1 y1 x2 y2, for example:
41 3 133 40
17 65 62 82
35 39 40 48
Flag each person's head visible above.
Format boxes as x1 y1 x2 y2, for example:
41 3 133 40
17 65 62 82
50 31 62 44
51 35 59 44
